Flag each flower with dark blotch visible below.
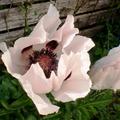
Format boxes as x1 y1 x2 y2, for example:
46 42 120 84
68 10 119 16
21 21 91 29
0 4 94 115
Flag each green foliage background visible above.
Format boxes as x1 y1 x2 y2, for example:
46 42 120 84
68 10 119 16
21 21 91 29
0 70 120 120
0 2 120 120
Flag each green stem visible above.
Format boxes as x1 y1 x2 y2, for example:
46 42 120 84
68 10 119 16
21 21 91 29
64 103 71 120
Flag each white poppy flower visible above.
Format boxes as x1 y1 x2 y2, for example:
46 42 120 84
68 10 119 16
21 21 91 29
90 45 120 91
0 4 94 115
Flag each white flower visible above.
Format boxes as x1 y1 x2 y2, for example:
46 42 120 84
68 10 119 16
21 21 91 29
0 4 94 115
90 45 120 91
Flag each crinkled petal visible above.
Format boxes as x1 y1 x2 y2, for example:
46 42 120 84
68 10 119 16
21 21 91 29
2 50 14 73
2 51 52 93
57 54 71 78
0 42 8 53
43 4 61 34
63 35 95 54
4 37 46 75
51 15 79 48
50 71 60 91
90 65 120 90
53 53 79 91
16 75 59 115
90 46 120 91
1 37 45 75
113 76 120 91
2 49 27 74
108 45 120 56
32 94 59 115
52 74 91 102
22 63 53 94
53 52 91 91
2 50 59 115
52 53 91 102
79 51 91 74
60 52 91 75
30 23 47 43
91 46 120 73
14 37 43 51
30 4 61 38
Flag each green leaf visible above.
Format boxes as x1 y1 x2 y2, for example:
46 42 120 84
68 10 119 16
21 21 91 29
27 114 37 120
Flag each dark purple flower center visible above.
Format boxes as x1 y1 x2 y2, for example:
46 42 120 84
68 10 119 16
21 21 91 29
29 49 58 78
46 40 58 50
21 40 58 78
21 40 72 80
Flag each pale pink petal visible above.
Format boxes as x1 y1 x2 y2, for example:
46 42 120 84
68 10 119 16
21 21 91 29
14 37 43 51
108 45 120 56
22 63 53 94
52 72 91 102
53 52 91 91
2 49 26 74
10 37 46 75
63 35 95 54
57 54 70 78
51 15 79 48
32 94 59 115
42 4 61 34
50 71 61 91
16 76 59 115
57 51 90 76
0 42 8 53
2 50 15 73
1 37 46 75
30 4 61 38
113 76 120 91
91 67 117 90
2 49 59 115
91 65 120 90
53 53 79 91
30 23 47 43
52 53 91 102
91 46 120 73
79 51 91 74
90 46 120 91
